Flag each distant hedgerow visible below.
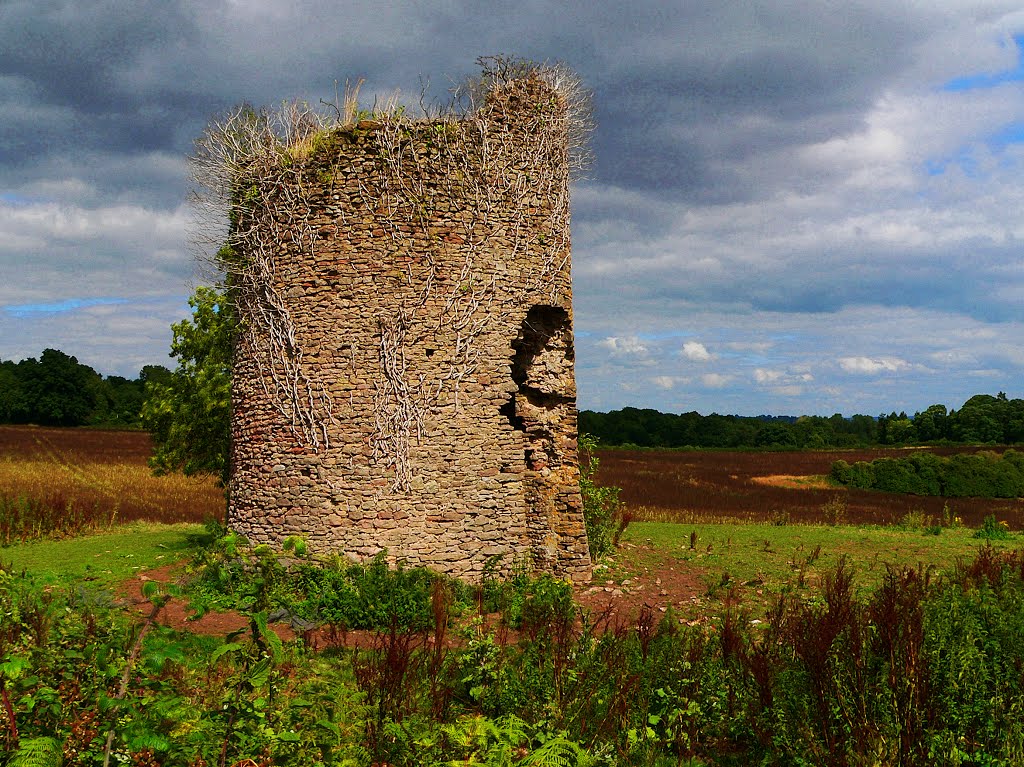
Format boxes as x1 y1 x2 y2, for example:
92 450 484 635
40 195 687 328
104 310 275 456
831 450 1024 500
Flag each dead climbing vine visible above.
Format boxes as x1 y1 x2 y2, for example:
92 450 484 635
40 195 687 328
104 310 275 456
190 98 355 449
359 57 592 491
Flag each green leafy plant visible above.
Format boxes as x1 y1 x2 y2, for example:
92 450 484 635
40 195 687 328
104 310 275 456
141 284 233 485
7 736 62 767
578 434 626 559
974 514 1012 540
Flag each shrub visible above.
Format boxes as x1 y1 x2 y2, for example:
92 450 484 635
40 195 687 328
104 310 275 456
973 514 1013 541
829 459 852 485
187 528 448 631
848 460 876 489
831 450 1024 499
291 553 441 631
821 494 847 526
578 434 625 560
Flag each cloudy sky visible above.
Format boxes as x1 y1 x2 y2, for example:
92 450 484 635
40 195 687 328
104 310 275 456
2 1 1023 417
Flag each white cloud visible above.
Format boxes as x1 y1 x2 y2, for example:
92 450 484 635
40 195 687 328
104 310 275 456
754 368 783 384
838 356 909 374
597 335 648 356
681 341 712 361
726 341 774 353
771 384 805 397
651 375 680 390
701 373 732 388
754 367 813 391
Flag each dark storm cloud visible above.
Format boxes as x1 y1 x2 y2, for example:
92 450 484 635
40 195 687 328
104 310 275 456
2 0 1023 413
0 0 933 205
0 1 199 111
581 0 930 200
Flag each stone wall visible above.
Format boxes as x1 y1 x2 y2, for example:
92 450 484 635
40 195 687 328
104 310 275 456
227 71 592 581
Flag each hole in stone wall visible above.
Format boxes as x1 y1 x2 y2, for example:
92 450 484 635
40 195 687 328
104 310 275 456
499 396 524 430
511 306 572 386
505 305 574 470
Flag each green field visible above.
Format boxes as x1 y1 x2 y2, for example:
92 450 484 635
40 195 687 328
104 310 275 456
2 521 204 585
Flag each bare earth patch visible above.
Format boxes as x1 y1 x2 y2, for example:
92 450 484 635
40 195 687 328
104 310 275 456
578 544 707 628
118 564 266 636
751 474 834 489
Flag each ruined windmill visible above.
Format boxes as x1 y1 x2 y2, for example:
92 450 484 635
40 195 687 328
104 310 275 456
193 58 594 581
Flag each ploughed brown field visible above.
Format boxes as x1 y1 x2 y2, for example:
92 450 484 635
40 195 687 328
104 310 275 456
0 425 223 534
3 426 1021 535
595 446 1024 529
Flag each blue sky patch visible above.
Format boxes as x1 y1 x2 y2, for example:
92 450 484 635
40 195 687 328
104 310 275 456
924 122 1024 178
943 35 1024 91
0 192 35 207
988 121 1024 149
3 297 128 318
943 68 1024 92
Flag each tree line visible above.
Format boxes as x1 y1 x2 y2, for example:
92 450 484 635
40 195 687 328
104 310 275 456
580 393 1024 449
0 349 171 428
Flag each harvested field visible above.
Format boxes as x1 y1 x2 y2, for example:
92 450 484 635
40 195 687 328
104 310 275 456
596 446 1024 529
0 425 223 542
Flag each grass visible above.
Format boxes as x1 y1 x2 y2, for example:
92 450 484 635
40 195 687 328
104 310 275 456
0 425 223 542
604 519 1021 621
0 521 205 585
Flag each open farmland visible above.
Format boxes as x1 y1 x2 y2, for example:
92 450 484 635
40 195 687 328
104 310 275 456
596 446 1024 529
0 425 223 542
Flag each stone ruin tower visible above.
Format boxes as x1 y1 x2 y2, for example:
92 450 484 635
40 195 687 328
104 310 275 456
213 61 593 581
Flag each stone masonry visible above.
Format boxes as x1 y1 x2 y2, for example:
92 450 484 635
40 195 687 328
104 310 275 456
227 69 592 581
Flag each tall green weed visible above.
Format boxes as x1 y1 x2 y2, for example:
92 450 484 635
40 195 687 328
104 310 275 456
579 434 627 560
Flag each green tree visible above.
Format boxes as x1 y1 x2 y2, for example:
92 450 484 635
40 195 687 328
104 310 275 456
952 395 1003 443
886 417 917 444
754 422 797 448
142 286 234 483
912 404 948 442
18 349 100 426
0 359 27 422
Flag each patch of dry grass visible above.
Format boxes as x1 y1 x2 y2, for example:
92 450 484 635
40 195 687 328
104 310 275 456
750 474 833 489
0 425 223 543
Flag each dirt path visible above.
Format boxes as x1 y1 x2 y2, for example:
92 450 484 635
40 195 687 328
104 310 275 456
118 563 266 636
117 550 709 646
577 544 707 628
